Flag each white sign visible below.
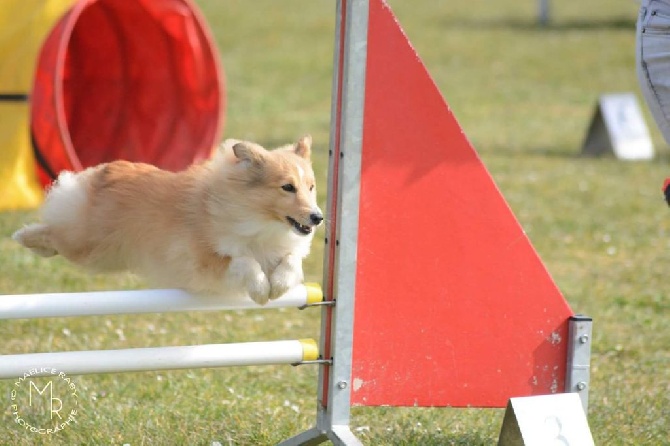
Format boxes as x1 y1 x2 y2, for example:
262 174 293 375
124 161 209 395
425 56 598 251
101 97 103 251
582 93 654 160
498 393 594 446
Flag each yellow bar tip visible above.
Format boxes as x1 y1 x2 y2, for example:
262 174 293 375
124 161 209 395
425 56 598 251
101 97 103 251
298 338 319 361
304 283 323 304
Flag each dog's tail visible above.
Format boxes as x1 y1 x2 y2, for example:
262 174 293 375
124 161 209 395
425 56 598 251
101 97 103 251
12 224 59 257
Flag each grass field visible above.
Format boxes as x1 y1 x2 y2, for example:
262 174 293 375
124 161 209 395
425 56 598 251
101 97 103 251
2 0 670 444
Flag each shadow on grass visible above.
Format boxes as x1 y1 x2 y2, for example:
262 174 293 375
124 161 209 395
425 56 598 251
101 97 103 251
528 146 585 159
527 146 670 162
438 17 635 32
476 144 583 159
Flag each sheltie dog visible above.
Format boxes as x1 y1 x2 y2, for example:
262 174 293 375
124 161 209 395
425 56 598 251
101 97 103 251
13 135 323 305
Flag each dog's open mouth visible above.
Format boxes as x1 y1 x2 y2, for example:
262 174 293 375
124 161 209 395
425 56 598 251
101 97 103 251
286 217 312 236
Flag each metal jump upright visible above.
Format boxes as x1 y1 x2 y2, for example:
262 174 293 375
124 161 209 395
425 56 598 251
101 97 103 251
281 1 591 444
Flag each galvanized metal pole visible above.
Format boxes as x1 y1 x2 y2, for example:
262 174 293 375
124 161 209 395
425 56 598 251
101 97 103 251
280 0 368 444
538 0 550 26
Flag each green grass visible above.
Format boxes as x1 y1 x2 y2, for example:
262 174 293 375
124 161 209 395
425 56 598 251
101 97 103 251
2 0 669 444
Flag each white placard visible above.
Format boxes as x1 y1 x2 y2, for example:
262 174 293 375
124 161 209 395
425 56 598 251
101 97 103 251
582 92 654 160
498 393 595 446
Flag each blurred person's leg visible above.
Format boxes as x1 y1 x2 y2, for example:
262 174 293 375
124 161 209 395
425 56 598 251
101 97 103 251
637 0 670 144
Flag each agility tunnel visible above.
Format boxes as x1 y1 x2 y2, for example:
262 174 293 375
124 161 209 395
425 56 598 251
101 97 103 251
1 0 224 205
0 0 74 209
31 0 224 187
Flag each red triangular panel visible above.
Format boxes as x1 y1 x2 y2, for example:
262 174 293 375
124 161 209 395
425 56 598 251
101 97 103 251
350 0 574 408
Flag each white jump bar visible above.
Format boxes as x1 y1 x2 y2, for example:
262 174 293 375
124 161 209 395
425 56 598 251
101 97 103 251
0 339 319 379
0 283 323 319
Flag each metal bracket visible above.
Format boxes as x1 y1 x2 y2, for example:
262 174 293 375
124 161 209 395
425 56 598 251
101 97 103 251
565 315 593 413
298 300 336 311
291 358 333 367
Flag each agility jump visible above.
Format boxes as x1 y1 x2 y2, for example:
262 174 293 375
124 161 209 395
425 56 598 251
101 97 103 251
0 1 592 445
0 285 323 379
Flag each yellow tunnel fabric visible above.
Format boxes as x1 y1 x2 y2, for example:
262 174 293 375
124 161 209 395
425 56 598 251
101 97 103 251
0 0 75 209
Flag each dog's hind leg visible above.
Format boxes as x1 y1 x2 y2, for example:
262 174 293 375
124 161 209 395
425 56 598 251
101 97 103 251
12 224 59 257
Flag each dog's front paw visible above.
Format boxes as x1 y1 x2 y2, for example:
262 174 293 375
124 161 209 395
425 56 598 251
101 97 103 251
269 274 293 301
228 257 271 305
248 273 271 305
269 260 303 301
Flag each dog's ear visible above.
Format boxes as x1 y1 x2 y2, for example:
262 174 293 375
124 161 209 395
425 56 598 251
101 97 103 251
294 135 312 160
219 138 241 153
232 142 266 167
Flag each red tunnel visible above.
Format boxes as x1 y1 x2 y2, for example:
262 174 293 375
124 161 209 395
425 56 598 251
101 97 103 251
30 0 224 187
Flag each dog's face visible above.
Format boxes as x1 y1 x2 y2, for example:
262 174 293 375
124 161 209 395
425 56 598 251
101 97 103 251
227 135 323 236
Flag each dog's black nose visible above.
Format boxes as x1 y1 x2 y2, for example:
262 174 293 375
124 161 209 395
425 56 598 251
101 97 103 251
310 212 324 225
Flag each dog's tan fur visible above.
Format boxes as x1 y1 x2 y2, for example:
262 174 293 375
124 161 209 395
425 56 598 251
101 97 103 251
13 136 322 304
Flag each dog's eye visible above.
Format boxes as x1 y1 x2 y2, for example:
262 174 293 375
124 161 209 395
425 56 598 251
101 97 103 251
282 184 297 193
309 185 315 192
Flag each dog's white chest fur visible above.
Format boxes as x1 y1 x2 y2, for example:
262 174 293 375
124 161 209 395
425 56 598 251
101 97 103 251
215 220 312 273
